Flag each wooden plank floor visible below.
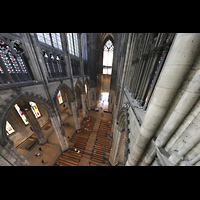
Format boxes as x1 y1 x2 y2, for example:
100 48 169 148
55 112 112 166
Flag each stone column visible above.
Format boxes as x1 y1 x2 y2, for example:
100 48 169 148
49 113 69 152
20 103 47 145
0 140 31 166
109 124 121 166
71 101 81 130
128 33 200 166
81 92 87 118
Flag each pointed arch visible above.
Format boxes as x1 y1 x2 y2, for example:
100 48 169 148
74 79 84 93
0 93 54 146
101 34 114 75
100 33 114 45
54 83 74 104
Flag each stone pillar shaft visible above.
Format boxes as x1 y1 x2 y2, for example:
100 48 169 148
127 33 200 166
71 101 81 130
23 106 47 144
81 93 87 118
49 113 69 152
0 141 30 166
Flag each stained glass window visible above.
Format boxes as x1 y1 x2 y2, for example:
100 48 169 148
43 33 52 46
103 67 108 74
67 33 79 57
6 121 15 135
14 104 29 125
67 33 74 55
51 33 62 50
57 90 63 104
0 42 4 74
73 33 79 57
0 66 4 74
0 49 14 73
8 51 21 73
0 39 32 83
37 33 45 43
29 101 41 118
16 53 27 73
103 40 114 67
81 33 88 60
107 68 112 75
103 39 113 75
37 33 62 50
56 33 62 50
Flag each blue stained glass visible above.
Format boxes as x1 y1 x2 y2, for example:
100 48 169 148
0 50 14 73
16 53 27 73
0 67 4 74
8 52 20 73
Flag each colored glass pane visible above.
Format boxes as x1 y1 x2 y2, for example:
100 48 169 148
14 104 29 125
57 90 63 104
29 101 41 118
6 121 15 135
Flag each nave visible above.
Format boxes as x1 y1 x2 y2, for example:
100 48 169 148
55 110 112 166
15 103 112 166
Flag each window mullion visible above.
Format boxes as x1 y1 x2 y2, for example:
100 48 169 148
0 56 14 83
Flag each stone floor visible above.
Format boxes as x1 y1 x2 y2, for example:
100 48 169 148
16 102 112 166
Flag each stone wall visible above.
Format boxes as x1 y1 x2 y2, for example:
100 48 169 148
109 33 200 166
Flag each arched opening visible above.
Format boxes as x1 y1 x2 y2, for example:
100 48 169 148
103 39 114 74
55 88 76 142
0 95 65 166
97 34 114 112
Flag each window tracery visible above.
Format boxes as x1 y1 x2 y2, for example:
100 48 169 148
0 38 33 84
103 39 113 75
57 90 63 104
43 51 66 78
81 33 87 60
14 104 29 125
36 33 63 50
67 33 79 57
6 121 15 135
14 102 41 125
29 101 41 118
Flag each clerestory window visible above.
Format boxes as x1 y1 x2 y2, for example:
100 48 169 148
37 33 63 50
81 33 88 60
66 33 79 57
103 39 113 75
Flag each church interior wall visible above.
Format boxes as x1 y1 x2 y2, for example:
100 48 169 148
1 32 200 166
101 74 111 93
57 90 69 113
7 102 50 147
88 87 97 110
108 89 115 112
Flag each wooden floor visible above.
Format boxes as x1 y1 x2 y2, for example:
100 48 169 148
15 101 112 166
55 114 112 166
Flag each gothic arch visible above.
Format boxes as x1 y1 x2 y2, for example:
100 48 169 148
83 77 90 88
100 33 114 45
74 79 84 93
54 83 74 104
0 92 54 146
